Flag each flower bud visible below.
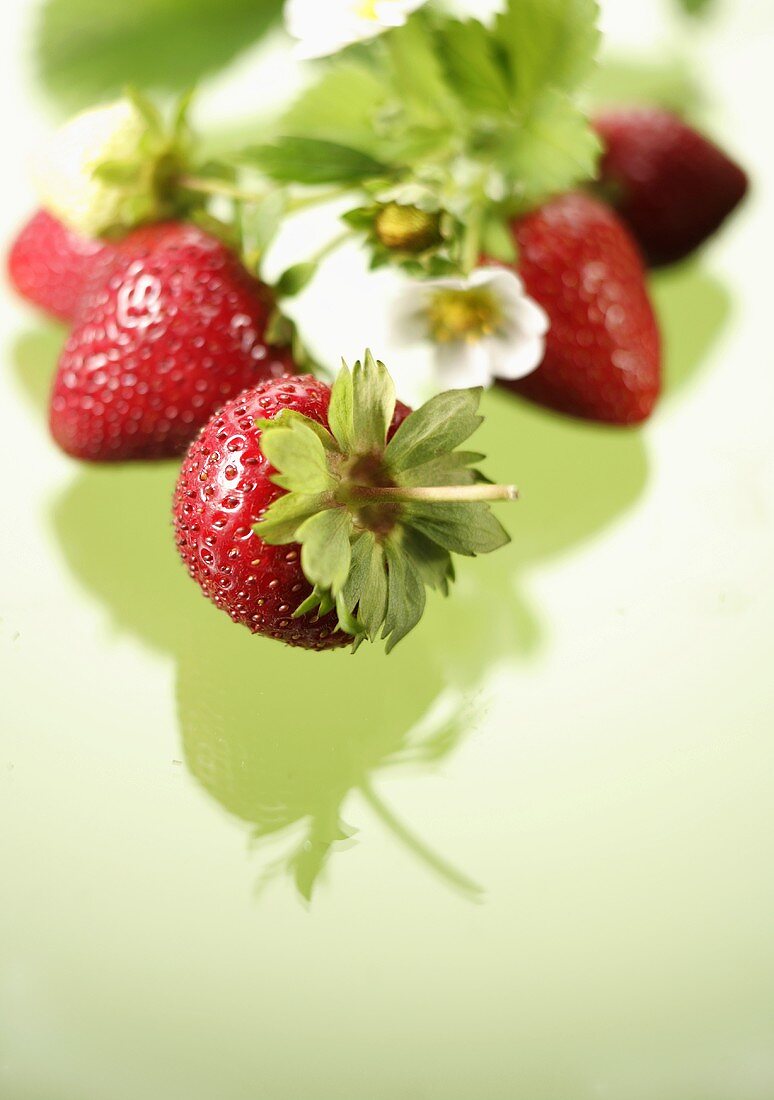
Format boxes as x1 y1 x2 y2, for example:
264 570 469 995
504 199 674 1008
374 203 443 254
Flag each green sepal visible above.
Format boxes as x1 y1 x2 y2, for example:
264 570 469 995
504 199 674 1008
252 353 515 651
384 387 483 473
327 351 396 455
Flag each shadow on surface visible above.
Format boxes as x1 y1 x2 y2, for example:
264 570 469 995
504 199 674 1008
10 323 64 413
42 255 729 901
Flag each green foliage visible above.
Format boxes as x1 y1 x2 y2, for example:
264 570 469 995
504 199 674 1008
263 0 603 219
253 353 512 651
495 0 601 109
234 138 393 184
677 0 714 14
36 0 284 112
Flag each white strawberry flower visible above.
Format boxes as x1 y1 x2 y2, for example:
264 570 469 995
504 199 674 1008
389 267 549 393
34 98 155 238
285 0 430 60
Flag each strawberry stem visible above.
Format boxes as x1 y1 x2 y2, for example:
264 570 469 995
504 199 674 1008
360 779 483 899
342 483 519 505
179 174 267 203
180 175 352 212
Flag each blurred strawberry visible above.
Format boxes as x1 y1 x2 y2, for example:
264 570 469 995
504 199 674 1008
594 107 749 266
501 192 661 425
7 209 117 322
50 222 295 460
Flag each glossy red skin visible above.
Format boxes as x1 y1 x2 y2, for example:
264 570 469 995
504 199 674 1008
595 107 749 267
173 375 411 650
7 209 118 322
501 193 661 425
50 222 295 461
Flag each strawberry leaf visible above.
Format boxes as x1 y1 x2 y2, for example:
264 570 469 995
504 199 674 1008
234 138 393 185
36 0 283 112
495 0 601 109
436 19 512 115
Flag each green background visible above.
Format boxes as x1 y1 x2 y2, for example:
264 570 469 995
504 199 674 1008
1 2 773 1097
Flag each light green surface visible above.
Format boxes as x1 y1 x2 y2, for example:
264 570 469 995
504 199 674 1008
2 3 774 1099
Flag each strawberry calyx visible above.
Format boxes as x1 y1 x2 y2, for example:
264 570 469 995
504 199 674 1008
254 351 517 651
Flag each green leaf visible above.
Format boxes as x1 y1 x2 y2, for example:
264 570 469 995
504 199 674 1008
235 138 392 185
356 532 389 638
281 63 390 155
382 543 426 654
436 19 512 114
500 91 603 201
385 389 483 474
297 509 353 595
36 0 284 112
259 417 337 494
328 352 396 456
381 17 454 121
399 451 486 488
93 159 144 185
403 502 511 557
275 262 318 298
240 189 289 265
398 528 455 595
252 360 515 650
254 491 332 545
677 0 714 13
496 0 601 109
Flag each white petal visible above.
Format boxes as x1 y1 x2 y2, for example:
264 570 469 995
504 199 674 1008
433 340 496 391
489 332 546 381
509 294 550 338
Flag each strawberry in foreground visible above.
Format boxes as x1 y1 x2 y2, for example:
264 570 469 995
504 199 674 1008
50 222 294 460
7 209 118 322
173 353 516 651
501 192 661 425
594 107 749 267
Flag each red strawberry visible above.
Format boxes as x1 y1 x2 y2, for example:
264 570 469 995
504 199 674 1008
173 355 514 651
7 209 117 322
594 107 749 267
501 192 661 425
50 222 294 460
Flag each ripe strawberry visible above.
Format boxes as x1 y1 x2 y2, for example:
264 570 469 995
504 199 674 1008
173 354 515 651
50 222 295 460
594 107 749 267
7 209 117 322
501 192 661 425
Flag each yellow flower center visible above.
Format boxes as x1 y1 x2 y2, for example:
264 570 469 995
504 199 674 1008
356 0 382 19
427 288 502 344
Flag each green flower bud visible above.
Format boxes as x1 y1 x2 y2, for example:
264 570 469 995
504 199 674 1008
373 203 443 254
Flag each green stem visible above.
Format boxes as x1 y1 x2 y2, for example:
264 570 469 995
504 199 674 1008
287 186 354 213
180 175 355 213
178 174 268 203
461 202 485 276
344 483 519 505
360 779 483 900
307 228 356 266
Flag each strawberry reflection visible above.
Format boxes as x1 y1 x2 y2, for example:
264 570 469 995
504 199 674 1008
44 260 726 899
46 384 647 899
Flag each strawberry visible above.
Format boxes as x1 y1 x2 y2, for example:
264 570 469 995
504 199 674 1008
173 353 515 651
50 222 295 461
594 107 749 267
500 192 661 425
7 209 118 322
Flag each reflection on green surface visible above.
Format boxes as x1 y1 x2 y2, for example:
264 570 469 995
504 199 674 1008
42 256 729 900
11 323 64 412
